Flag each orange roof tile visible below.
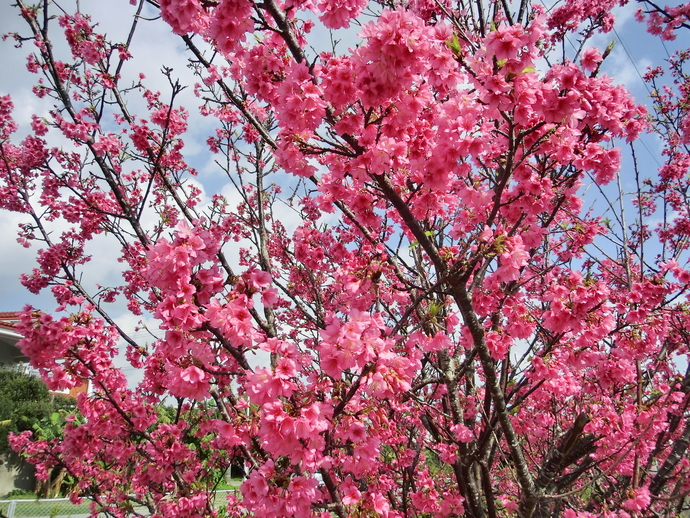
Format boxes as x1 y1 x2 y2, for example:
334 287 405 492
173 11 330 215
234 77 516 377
0 313 19 332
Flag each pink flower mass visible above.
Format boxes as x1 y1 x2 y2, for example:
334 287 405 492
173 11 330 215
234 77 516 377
2 0 690 517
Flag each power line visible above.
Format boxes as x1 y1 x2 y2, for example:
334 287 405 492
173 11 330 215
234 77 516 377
612 26 654 97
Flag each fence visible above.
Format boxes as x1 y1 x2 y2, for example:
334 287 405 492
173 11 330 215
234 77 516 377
0 491 234 518
0 497 93 518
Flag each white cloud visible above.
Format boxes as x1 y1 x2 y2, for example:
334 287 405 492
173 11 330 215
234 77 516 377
112 311 162 387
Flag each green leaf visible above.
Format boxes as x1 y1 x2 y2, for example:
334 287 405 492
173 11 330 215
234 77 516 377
494 234 506 253
602 39 616 59
428 301 444 317
446 34 462 55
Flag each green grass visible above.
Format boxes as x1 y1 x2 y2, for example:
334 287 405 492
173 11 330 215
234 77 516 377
1 494 38 500
215 479 243 491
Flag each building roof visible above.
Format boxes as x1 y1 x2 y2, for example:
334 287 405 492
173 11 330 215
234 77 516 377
0 311 20 332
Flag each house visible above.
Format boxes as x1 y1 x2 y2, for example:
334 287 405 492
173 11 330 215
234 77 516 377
0 312 28 370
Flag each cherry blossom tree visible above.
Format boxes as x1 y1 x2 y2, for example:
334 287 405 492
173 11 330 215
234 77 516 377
1 0 690 516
